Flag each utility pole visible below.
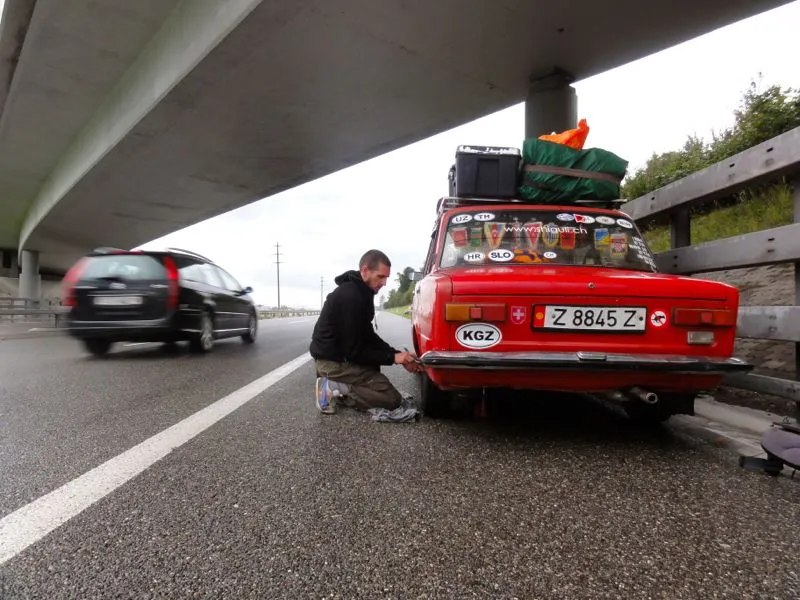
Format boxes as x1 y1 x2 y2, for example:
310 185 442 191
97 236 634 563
320 276 324 309
274 243 282 309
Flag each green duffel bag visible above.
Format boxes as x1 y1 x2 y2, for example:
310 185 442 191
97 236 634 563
517 138 628 202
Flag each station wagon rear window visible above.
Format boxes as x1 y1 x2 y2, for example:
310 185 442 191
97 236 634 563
80 254 166 281
439 208 657 272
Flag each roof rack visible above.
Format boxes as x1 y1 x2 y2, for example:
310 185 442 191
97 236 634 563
91 246 130 254
166 247 213 263
436 195 627 215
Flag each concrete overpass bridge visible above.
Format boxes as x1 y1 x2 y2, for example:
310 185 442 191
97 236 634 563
0 0 793 298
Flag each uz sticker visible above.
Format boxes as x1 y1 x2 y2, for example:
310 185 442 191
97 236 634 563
455 323 502 349
451 214 472 225
650 310 667 327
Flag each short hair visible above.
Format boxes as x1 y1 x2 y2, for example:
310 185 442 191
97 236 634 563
359 249 391 270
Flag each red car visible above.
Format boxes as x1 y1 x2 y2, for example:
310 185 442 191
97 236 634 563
410 197 752 422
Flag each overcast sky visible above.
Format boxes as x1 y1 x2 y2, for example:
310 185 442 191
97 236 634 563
137 1 800 309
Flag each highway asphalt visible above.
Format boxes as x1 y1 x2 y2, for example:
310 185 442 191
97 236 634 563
0 312 798 599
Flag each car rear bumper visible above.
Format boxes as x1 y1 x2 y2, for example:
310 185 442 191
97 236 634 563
419 350 753 374
66 317 181 341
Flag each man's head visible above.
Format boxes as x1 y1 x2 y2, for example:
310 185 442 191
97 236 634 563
359 249 391 294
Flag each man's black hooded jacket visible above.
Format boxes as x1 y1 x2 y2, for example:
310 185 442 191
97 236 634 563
309 270 398 366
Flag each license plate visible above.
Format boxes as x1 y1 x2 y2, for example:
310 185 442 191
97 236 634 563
93 296 143 306
533 305 647 332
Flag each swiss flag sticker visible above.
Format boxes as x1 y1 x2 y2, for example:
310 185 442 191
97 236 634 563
511 306 527 324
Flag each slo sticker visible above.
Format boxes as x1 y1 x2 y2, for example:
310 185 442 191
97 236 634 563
488 248 514 262
556 213 574 222
464 251 485 263
544 251 557 259
451 214 472 225
474 212 495 222
650 310 667 327
595 216 616 225
455 322 502 349
616 218 633 229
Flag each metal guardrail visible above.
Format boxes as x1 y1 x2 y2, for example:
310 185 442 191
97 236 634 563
259 310 321 319
621 125 800 403
0 297 67 326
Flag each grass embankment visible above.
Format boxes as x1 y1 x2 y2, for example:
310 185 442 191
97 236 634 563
383 305 412 319
640 184 792 252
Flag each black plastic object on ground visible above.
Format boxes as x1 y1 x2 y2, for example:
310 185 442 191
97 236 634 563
739 420 800 477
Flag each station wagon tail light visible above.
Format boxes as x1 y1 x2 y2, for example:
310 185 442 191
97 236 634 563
672 308 736 327
61 257 88 307
163 256 179 310
445 303 506 321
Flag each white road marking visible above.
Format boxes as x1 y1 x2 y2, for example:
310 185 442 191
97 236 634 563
0 351 313 566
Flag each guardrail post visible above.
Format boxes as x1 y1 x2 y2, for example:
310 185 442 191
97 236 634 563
670 207 691 249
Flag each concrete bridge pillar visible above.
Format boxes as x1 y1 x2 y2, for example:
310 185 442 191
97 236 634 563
525 67 578 139
19 249 41 300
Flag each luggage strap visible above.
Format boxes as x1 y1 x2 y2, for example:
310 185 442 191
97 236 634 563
523 164 622 184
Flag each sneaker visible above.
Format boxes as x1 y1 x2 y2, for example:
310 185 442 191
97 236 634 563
315 376 336 414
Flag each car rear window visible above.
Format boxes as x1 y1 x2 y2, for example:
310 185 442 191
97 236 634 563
439 208 657 272
79 254 166 281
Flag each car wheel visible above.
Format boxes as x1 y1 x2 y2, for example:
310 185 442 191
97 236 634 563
419 371 449 418
190 312 214 353
242 312 257 344
84 338 112 357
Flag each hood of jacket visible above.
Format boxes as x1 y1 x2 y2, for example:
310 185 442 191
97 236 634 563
334 269 376 294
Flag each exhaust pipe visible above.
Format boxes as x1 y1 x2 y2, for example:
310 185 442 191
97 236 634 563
628 386 659 404
603 390 628 403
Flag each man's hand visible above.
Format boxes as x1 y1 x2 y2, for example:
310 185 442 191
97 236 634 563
394 351 417 366
395 351 423 373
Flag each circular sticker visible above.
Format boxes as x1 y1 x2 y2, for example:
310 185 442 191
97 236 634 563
616 218 633 229
650 310 667 327
543 251 557 259
474 212 495 222
595 216 616 225
574 215 595 224
488 248 514 262
451 214 472 225
464 251 485 263
556 213 574 222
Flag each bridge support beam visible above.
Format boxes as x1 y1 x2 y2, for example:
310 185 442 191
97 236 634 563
525 67 578 139
19 249 41 300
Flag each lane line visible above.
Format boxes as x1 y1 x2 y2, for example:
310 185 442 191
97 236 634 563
0 351 313 566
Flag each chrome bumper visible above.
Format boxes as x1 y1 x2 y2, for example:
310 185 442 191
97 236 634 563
419 350 753 374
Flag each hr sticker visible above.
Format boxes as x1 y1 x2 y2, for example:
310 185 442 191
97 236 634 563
464 251 485 263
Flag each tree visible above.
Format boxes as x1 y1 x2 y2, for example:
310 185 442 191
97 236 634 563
621 76 800 203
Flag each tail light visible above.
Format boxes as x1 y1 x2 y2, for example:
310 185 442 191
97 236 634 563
445 303 506 322
672 308 736 327
61 258 88 307
163 256 179 310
